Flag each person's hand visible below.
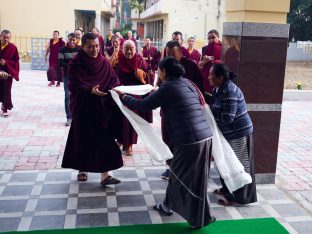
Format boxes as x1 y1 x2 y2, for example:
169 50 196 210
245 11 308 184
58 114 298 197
0 59 5 66
202 55 210 63
114 46 119 53
0 71 10 79
91 85 108 96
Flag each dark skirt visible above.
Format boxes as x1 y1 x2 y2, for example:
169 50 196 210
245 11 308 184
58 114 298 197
0 77 13 110
47 66 62 82
164 138 215 228
62 116 123 173
220 134 257 204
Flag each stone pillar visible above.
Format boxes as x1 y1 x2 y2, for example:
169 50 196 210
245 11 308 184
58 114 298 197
222 0 291 183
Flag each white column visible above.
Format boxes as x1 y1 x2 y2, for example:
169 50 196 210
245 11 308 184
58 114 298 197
95 11 102 32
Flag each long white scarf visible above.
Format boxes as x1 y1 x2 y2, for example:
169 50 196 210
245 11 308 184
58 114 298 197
110 85 252 193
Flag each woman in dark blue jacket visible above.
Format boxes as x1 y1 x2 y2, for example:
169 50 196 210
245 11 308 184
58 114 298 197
116 57 215 229
209 63 257 206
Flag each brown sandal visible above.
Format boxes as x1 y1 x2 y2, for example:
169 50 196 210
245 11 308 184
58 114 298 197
77 172 88 182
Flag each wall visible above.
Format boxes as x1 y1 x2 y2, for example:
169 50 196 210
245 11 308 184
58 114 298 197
141 0 225 41
0 0 111 37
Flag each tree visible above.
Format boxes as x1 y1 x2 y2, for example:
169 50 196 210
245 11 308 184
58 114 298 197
130 0 145 17
287 0 312 41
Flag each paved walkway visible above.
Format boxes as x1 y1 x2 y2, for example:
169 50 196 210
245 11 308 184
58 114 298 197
0 70 312 233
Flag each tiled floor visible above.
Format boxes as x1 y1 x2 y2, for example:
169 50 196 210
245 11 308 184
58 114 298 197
0 166 311 233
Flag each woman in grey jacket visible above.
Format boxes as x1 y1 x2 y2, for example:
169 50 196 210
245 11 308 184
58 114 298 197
116 57 215 229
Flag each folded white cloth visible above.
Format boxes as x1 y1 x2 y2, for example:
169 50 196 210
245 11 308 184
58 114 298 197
111 89 173 163
114 85 154 96
111 85 252 192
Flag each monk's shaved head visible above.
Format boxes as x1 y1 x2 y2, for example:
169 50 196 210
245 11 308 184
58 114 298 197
1 30 11 36
1 30 11 44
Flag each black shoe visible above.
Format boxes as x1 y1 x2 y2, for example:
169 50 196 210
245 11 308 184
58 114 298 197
161 169 169 180
153 203 173 216
100 176 121 186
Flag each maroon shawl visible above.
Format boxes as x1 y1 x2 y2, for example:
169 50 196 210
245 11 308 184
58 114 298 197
201 42 222 92
0 42 20 81
142 45 159 71
116 53 149 85
188 48 201 64
68 50 120 123
49 38 65 67
98 35 105 56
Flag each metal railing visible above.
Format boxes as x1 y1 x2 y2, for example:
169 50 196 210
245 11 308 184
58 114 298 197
11 35 49 63
296 41 312 54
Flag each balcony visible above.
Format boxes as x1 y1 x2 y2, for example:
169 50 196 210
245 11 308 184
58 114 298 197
140 0 168 19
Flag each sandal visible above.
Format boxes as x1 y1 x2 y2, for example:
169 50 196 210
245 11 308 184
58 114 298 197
124 148 133 156
100 176 121 186
77 171 88 182
213 188 225 196
153 203 173 216
217 197 233 206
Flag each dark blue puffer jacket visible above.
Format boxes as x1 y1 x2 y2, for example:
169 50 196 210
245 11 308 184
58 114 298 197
121 77 213 146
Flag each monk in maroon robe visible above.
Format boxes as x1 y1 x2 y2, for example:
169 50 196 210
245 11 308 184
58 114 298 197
105 35 121 71
161 31 189 60
105 30 113 50
199 30 222 93
0 30 20 117
62 33 123 185
141 37 159 85
45 31 65 87
187 37 201 64
91 27 105 56
115 40 152 156
127 31 138 51
165 40 204 93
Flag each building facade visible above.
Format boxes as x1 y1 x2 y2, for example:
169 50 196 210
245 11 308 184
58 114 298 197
139 0 225 41
0 0 115 38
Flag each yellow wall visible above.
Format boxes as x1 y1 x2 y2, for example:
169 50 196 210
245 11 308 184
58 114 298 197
225 0 290 23
0 0 111 37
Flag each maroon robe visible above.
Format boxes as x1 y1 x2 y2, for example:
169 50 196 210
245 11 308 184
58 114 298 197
200 42 222 93
62 50 123 172
106 46 114 57
115 53 153 148
47 38 65 82
98 35 105 56
0 43 20 110
142 45 159 84
188 48 201 64
105 36 112 49
180 57 204 93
